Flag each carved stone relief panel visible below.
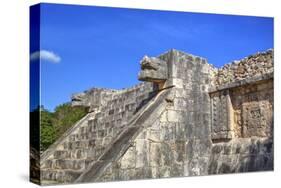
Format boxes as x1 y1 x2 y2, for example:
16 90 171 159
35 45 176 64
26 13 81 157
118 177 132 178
230 79 273 138
242 102 272 137
210 79 273 142
210 90 234 141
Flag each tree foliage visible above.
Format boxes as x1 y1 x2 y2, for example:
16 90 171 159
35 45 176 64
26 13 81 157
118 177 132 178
39 103 88 152
40 109 55 151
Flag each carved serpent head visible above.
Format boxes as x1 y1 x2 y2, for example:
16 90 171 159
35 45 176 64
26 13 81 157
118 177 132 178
138 55 168 83
71 92 89 107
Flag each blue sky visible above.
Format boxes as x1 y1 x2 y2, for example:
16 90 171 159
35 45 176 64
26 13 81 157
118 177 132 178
30 3 273 111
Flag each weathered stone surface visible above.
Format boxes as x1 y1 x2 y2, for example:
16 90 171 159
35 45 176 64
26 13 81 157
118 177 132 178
71 88 117 110
210 90 233 141
138 55 168 84
39 49 274 185
214 49 273 86
208 138 273 174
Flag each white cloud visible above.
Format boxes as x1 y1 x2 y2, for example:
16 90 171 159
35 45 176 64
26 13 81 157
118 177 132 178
30 50 61 63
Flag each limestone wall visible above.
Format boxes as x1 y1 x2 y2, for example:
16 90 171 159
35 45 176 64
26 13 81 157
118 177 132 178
97 50 216 181
208 137 273 174
208 79 273 174
207 50 274 175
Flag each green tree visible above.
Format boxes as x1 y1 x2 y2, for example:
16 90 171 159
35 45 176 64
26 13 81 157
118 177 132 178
40 109 55 152
39 103 88 152
52 103 88 140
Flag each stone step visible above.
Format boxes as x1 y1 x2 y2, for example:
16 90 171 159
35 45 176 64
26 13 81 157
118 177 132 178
80 127 108 138
63 139 96 150
43 159 92 170
67 131 99 142
41 169 82 183
53 150 71 159
40 180 58 186
79 126 89 134
68 119 125 142
53 149 96 160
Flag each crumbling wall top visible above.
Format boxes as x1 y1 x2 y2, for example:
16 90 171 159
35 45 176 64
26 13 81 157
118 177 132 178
214 49 273 86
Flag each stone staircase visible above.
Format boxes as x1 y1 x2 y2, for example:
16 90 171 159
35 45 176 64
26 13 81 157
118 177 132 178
75 88 170 183
40 82 167 185
40 112 98 183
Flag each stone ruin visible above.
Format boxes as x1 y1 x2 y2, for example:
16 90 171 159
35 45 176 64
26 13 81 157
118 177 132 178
39 49 273 185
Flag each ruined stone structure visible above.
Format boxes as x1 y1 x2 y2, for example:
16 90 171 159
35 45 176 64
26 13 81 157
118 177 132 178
40 49 273 185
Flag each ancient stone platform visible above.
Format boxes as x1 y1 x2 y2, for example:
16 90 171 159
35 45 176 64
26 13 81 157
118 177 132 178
39 49 273 185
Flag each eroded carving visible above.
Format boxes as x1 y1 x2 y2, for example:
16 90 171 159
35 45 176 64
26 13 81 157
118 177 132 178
138 55 168 83
71 88 117 111
210 90 234 141
72 92 89 107
241 99 272 138
210 79 273 141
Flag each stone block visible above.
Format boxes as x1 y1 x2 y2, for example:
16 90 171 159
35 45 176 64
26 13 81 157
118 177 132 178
120 146 136 169
167 110 185 122
147 128 160 141
135 139 149 168
160 123 176 141
173 78 184 88
149 143 161 167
